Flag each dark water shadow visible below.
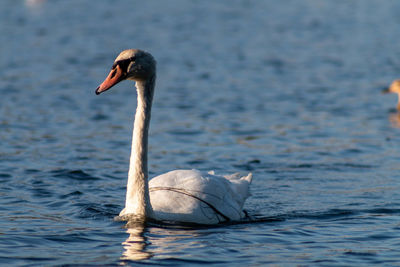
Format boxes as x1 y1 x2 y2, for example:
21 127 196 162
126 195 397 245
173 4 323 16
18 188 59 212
118 206 400 230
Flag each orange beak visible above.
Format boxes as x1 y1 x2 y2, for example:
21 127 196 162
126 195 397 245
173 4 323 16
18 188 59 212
95 65 125 95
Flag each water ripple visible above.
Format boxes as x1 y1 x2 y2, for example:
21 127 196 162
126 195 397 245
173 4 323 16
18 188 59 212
1 0 400 266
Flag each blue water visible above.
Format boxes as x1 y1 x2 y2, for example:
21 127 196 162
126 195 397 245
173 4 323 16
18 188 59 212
1 0 400 265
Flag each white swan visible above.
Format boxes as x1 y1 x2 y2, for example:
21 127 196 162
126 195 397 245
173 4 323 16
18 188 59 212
95 49 252 224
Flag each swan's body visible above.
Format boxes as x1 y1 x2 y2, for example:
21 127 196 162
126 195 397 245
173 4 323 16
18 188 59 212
383 79 400 110
96 49 252 224
147 170 252 224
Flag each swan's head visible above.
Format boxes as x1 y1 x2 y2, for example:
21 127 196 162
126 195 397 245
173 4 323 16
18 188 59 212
383 80 400 94
95 49 156 95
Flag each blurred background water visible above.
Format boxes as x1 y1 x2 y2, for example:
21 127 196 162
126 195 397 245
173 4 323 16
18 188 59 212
1 0 400 265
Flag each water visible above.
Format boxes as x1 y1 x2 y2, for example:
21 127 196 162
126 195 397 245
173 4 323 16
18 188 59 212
1 0 400 265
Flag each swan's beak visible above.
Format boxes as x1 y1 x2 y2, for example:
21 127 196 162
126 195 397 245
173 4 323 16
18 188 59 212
382 87 391 94
95 65 125 95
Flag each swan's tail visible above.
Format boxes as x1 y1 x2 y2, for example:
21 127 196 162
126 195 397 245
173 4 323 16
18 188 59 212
224 172 253 183
224 172 253 207
242 173 253 184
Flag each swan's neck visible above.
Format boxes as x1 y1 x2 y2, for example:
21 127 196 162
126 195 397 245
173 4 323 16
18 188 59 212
125 76 155 217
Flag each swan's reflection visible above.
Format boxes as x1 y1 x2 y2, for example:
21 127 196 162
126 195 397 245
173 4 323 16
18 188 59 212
120 218 153 262
388 112 400 128
120 217 210 263
147 226 204 257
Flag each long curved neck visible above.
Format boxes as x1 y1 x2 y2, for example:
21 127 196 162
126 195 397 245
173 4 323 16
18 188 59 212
125 75 155 217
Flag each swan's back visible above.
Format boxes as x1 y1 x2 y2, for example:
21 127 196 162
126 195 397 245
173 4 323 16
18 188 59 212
149 169 252 224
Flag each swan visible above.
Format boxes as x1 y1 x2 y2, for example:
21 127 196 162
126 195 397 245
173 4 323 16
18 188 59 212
383 79 400 110
95 49 252 224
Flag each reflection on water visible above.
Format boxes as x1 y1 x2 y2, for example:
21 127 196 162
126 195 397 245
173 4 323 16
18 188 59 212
388 112 400 128
2 0 400 265
121 218 209 264
148 227 203 259
121 219 153 262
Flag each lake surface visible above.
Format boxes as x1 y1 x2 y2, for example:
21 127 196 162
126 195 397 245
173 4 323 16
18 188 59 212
1 0 400 265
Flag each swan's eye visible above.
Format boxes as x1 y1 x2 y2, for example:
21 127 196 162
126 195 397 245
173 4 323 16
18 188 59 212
110 68 117 79
117 59 133 72
110 57 136 73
